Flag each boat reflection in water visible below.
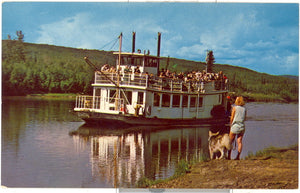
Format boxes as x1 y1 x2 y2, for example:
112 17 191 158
69 124 228 188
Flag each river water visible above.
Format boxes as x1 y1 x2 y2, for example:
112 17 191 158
1 97 298 188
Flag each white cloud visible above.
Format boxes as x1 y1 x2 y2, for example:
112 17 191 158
36 13 168 52
280 53 299 74
36 13 104 48
176 44 205 59
34 6 298 75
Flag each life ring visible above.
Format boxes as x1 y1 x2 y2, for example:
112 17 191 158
120 105 128 114
146 105 151 116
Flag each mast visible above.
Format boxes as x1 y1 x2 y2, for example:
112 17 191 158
117 33 122 87
116 33 122 110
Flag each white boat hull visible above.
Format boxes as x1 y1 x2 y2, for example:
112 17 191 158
77 111 229 126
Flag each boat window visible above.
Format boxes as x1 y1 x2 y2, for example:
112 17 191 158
137 92 144 104
122 91 132 105
127 57 133 65
162 94 170 107
198 97 203 107
95 88 101 96
120 57 124 65
190 96 196 108
134 58 142 66
152 59 158 67
120 56 134 66
144 58 149 67
145 58 158 67
153 93 160 107
182 95 188 107
172 94 180 107
109 90 116 103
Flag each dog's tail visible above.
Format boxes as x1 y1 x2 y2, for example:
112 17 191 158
208 131 220 141
223 135 232 150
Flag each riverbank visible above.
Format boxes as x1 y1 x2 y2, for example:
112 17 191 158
28 93 77 98
149 145 298 189
231 92 298 103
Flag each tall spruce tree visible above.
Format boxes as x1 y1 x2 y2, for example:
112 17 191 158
205 50 215 73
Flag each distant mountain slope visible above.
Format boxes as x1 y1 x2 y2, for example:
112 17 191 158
2 40 298 102
280 75 299 80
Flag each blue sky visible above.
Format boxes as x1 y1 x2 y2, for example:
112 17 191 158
2 2 299 75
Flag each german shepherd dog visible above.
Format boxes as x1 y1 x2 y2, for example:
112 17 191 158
208 130 232 160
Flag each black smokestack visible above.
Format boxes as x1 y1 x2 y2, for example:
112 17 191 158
132 31 136 53
157 32 161 57
157 32 161 75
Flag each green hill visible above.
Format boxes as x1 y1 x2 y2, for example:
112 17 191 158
2 40 298 102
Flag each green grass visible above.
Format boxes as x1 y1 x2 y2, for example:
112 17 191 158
28 93 77 99
136 158 207 188
245 144 298 160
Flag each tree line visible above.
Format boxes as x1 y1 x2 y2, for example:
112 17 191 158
2 40 113 96
2 40 298 102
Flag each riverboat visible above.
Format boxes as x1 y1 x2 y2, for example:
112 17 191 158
74 32 230 126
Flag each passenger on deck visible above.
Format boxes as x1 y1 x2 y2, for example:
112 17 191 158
134 65 141 74
159 72 165 78
101 64 109 72
109 66 116 73
160 68 166 77
124 65 132 73
165 69 171 77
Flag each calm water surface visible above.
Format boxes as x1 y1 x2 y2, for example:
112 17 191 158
1 97 298 188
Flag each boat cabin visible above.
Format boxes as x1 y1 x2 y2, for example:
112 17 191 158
115 52 159 75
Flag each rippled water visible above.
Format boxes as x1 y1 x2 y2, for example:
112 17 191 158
1 97 298 188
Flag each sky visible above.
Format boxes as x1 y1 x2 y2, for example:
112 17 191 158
2 1 299 76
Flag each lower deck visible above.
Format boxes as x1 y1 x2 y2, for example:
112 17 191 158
74 86 229 121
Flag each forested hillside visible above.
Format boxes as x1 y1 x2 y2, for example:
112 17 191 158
2 40 298 102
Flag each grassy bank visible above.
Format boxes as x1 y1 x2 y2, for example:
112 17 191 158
136 159 193 188
240 92 298 103
245 144 298 160
142 145 298 189
27 93 77 99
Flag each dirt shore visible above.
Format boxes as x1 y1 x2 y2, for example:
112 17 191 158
152 146 298 189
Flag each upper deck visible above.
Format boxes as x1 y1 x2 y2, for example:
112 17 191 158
97 49 228 93
93 71 228 93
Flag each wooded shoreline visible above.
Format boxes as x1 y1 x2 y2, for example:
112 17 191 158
2 40 298 103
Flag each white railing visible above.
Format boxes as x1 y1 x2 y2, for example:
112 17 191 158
75 95 124 112
94 72 148 87
76 95 95 109
94 72 228 93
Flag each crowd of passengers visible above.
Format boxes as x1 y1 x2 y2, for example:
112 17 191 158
156 68 228 84
154 69 228 91
101 64 142 74
100 64 228 88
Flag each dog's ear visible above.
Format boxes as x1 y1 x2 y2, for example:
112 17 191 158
209 130 212 136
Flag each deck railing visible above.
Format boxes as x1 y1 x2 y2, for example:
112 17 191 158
75 95 124 111
95 72 148 87
94 72 228 92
